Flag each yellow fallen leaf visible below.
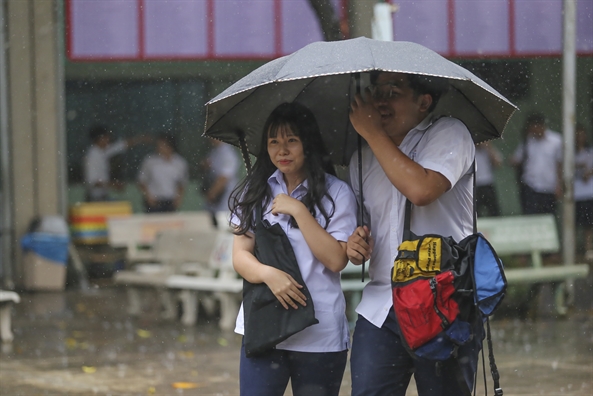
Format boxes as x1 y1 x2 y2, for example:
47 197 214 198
147 386 156 394
172 382 202 389
72 331 84 338
65 338 77 349
177 335 187 343
178 351 194 358
82 366 96 374
136 329 152 338
217 338 228 347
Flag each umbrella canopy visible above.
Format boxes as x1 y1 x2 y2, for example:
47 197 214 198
204 37 517 167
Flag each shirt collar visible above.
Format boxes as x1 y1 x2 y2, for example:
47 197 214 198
400 113 437 146
267 168 309 196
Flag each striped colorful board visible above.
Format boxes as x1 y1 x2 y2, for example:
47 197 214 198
69 201 132 245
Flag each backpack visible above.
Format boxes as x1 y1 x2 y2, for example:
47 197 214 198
391 171 507 395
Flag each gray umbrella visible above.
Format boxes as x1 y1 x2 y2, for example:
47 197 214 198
204 37 517 167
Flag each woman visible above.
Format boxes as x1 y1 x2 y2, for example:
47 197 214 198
137 133 188 213
229 102 357 396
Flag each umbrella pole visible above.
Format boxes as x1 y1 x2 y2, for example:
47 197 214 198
354 73 366 282
237 130 252 175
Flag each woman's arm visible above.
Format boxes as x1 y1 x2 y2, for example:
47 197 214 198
233 232 307 309
271 195 348 273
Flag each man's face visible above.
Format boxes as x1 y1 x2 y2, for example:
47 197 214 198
527 122 545 139
371 72 431 144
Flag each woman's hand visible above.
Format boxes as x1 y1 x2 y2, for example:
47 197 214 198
271 194 305 218
262 266 308 310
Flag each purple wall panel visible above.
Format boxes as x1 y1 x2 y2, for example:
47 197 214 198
515 0 562 54
454 0 509 56
214 0 276 57
393 0 449 55
577 0 593 53
70 0 139 58
281 0 324 54
144 0 208 57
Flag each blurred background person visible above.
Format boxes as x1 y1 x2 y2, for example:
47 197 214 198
84 125 150 202
138 133 189 213
201 140 240 227
574 123 593 261
510 112 563 216
475 141 503 217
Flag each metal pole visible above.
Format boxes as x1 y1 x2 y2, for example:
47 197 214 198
562 0 577 304
0 0 14 289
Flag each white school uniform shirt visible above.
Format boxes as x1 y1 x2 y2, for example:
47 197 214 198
206 144 240 212
511 129 563 193
349 115 475 329
575 147 593 201
475 145 501 186
137 153 189 200
84 140 128 200
232 170 357 353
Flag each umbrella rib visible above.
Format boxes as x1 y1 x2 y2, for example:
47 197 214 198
449 84 499 138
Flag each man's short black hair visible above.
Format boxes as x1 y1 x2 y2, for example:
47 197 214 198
525 112 546 127
157 132 177 152
89 125 111 143
369 71 449 113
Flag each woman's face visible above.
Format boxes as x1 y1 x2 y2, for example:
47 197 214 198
267 124 306 180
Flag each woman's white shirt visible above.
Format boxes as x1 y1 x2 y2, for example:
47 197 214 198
232 170 357 353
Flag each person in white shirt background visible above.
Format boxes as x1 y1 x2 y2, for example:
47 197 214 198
574 123 593 261
137 133 189 213
201 139 240 228
510 112 563 217
475 141 503 217
84 125 150 202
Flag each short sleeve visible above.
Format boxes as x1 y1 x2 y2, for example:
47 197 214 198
324 177 357 243
415 118 475 187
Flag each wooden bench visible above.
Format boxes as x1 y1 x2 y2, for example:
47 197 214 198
0 290 20 342
114 228 221 319
478 214 589 315
107 211 215 264
166 231 243 331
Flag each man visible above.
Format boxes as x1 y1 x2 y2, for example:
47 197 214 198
84 125 149 202
202 140 240 227
346 71 478 395
510 112 563 216
137 133 189 213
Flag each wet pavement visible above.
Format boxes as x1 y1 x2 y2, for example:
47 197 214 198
1 281 592 396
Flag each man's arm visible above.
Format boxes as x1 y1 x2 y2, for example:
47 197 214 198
349 93 450 206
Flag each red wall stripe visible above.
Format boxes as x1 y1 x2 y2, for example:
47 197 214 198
274 0 282 57
448 0 456 56
207 0 215 57
508 0 516 56
138 0 145 59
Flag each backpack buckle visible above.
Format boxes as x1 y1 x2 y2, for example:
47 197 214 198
494 388 504 396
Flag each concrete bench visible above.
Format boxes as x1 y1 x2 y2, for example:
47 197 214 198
166 231 242 331
0 290 20 342
114 229 220 319
107 211 215 264
478 214 589 315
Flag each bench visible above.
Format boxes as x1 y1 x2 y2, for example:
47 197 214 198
114 229 221 319
107 211 215 264
477 214 589 315
166 231 243 331
0 290 20 342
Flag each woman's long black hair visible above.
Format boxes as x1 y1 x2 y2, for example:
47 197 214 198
230 102 336 236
